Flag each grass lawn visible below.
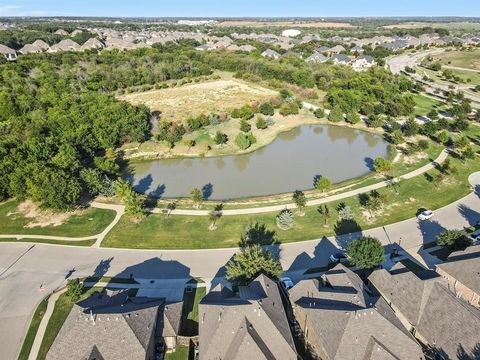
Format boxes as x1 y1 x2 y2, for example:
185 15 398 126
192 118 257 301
164 345 191 360
413 94 446 116
0 200 115 237
103 154 480 250
37 287 102 360
180 287 206 336
436 49 480 71
0 238 96 246
18 296 50 360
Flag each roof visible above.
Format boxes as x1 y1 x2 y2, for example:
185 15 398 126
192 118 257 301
369 264 480 359
328 45 346 53
46 290 163 360
436 245 480 298
32 39 50 50
0 44 16 55
261 49 280 58
332 54 351 63
315 46 330 53
199 274 296 360
306 52 328 63
356 55 376 64
157 301 183 338
80 37 105 51
49 39 80 52
19 44 42 54
290 265 423 360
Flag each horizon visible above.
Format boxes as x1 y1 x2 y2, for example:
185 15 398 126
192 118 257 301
1 0 480 18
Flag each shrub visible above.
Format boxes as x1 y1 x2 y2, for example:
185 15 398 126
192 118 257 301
373 157 392 173
365 115 383 128
346 112 361 124
436 229 471 250
418 139 429 150
240 119 251 133
314 176 331 192
276 209 295 230
214 131 228 145
247 132 257 145
259 102 275 116
347 236 384 269
279 101 300 116
328 106 344 122
66 278 83 302
256 116 268 129
314 108 325 118
235 132 251 150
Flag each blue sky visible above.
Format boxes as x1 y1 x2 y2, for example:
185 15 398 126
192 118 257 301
1 0 479 17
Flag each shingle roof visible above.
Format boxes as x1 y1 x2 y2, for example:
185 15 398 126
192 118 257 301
80 37 105 51
290 265 423 360
32 39 50 50
436 245 480 296
19 44 42 54
199 274 296 360
49 39 80 52
261 49 280 58
0 44 16 55
332 54 351 63
369 264 480 359
46 290 163 360
306 52 328 63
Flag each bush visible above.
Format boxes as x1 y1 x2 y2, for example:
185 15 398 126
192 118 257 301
346 112 361 124
314 108 325 118
279 101 300 116
259 102 275 116
66 278 83 302
347 236 384 269
373 157 392 173
436 229 471 250
365 115 383 128
214 131 228 145
314 176 331 192
247 132 257 145
328 106 344 122
240 119 251 133
418 139 429 150
276 209 295 230
256 116 268 129
235 132 251 150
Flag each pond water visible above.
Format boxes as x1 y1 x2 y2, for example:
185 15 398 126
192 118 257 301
126 125 388 200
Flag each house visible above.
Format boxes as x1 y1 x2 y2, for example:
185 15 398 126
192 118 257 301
350 46 364 54
238 44 256 52
305 51 328 63
315 46 330 54
54 29 69 36
71 29 83 36
352 55 376 70
331 54 351 65
49 39 81 52
289 264 424 360
282 29 301 37
80 37 105 51
198 274 297 360
19 43 42 54
195 44 216 51
261 49 281 59
369 263 480 359
435 245 480 308
327 45 346 54
46 289 171 360
381 40 409 51
0 44 17 61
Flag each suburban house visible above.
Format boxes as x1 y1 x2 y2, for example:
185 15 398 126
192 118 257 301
261 49 281 59
32 39 50 51
198 274 297 360
435 245 480 309
19 43 43 54
46 289 183 360
368 263 480 359
331 54 351 65
54 29 70 36
327 45 346 54
195 44 216 51
49 39 81 52
350 46 365 54
352 55 376 70
80 37 105 51
315 46 330 54
0 44 17 61
305 51 328 63
289 264 424 360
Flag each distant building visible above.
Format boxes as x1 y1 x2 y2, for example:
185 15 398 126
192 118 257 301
0 44 17 61
80 37 105 51
19 43 42 54
350 46 365 54
328 45 346 54
195 44 216 51
199 274 297 360
282 29 301 37
54 29 69 36
49 39 81 52
305 51 329 63
331 54 351 65
369 263 480 359
261 49 281 59
352 55 376 70
290 264 424 360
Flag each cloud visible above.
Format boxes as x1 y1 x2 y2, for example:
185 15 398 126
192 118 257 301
0 4 55 16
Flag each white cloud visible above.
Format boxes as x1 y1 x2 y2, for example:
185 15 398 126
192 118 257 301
0 4 56 16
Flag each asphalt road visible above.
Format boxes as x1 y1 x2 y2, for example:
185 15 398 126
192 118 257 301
1 173 479 360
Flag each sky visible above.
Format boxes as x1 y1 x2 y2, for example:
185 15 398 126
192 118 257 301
0 0 480 18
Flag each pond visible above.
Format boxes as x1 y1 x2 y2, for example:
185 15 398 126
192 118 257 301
126 125 388 200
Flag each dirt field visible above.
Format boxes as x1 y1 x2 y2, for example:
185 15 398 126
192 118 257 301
216 20 354 28
119 79 278 122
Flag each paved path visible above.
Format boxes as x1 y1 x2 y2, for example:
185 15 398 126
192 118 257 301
27 289 66 360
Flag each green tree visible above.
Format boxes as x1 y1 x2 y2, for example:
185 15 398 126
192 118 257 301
338 204 354 221
292 190 307 215
346 112 361 125
402 118 419 137
454 135 470 150
208 210 221 230
390 129 405 145
239 222 277 247
317 205 330 226
191 188 203 208
360 192 381 218
255 116 268 130
259 102 274 116
437 130 450 144
462 146 476 160
314 176 331 192
235 132 251 150
373 157 392 174
314 108 325 118
347 236 385 269
183 139 196 150
240 119 252 133
225 244 282 286
436 229 471 250
124 191 147 222
276 209 295 230
328 106 344 122
66 278 83 302
214 131 228 146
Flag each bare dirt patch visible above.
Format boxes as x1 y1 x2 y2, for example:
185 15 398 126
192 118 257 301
8 200 78 228
216 20 354 28
119 79 277 122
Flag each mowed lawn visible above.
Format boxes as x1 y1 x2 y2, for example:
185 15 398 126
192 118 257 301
437 49 480 71
0 200 116 237
413 94 446 116
103 155 480 250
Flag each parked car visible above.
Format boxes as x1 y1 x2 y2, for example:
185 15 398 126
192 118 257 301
280 277 294 289
329 252 347 263
470 229 480 245
417 209 434 221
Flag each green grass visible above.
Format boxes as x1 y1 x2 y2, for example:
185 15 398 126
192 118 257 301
0 238 96 246
413 94 447 116
37 287 102 360
180 287 206 336
18 296 50 360
437 49 480 71
164 345 191 360
0 200 115 237
103 153 480 250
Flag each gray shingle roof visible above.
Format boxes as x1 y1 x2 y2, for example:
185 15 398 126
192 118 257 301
306 52 328 63
369 264 480 359
46 290 163 360
199 274 296 360
261 49 280 58
290 264 423 360
332 54 351 64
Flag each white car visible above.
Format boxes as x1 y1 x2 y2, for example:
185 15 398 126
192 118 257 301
417 209 434 221
280 277 294 290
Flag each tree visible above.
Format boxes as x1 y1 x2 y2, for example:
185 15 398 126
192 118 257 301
462 146 476 160
255 116 268 130
235 132 251 150
427 109 439 120
239 222 277 247
279 101 300 116
276 209 295 230
191 188 203 208
314 108 325 118
402 118 419 137
314 176 331 192
365 115 383 128
214 131 228 146
292 190 307 215
240 119 251 133
259 102 274 116
317 205 330 226
346 112 361 125
373 157 392 174
454 135 470 150
124 191 147 222
347 236 384 269
436 229 471 250
437 130 450 144
183 139 195 150
208 210 221 230
390 129 405 145
225 244 282 286
66 278 83 302
328 106 344 122
337 204 354 221
360 192 381 218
